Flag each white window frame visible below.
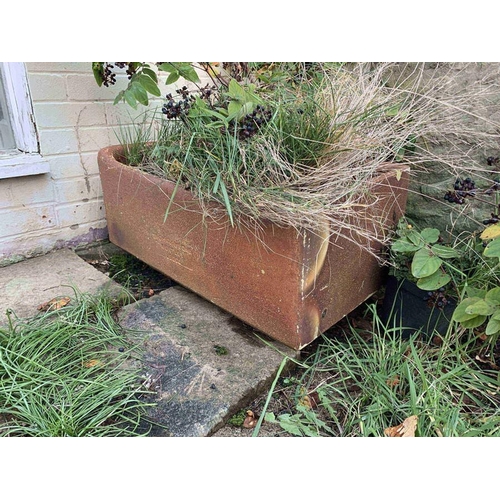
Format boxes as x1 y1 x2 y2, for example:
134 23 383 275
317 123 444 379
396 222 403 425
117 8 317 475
0 62 49 179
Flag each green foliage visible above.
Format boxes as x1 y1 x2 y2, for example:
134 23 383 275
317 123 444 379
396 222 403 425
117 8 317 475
450 224 500 335
213 345 229 356
483 224 500 260
227 409 247 427
108 252 151 287
225 79 263 121
157 62 200 86
265 405 333 437
114 65 348 226
262 305 500 437
390 220 462 291
92 62 200 109
390 217 500 340
92 62 105 86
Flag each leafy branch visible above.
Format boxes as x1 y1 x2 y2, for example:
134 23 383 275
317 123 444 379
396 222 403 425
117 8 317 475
92 62 200 109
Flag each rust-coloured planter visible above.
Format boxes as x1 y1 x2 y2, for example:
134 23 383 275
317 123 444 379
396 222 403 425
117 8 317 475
98 145 409 349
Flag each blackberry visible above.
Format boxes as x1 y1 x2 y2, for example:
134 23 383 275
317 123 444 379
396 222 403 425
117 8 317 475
235 106 272 140
176 86 190 99
114 62 137 80
483 213 500 225
199 83 217 101
425 289 449 310
102 63 117 87
444 191 465 204
161 91 192 119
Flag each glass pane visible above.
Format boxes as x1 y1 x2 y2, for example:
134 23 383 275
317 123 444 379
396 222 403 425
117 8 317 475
0 71 16 151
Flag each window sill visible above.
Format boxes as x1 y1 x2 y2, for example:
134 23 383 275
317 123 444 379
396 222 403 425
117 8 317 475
0 153 50 179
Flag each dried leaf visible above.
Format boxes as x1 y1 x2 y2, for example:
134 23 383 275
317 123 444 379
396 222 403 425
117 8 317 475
243 410 259 429
432 335 443 346
476 331 488 341
299 391 319 409
300 395 313 408
384 415 418 437
37 296 71 312
386 375 400 388
83 359 102 368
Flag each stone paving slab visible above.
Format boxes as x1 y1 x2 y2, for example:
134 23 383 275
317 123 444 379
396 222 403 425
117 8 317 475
0 248 123 324
119 286 298 436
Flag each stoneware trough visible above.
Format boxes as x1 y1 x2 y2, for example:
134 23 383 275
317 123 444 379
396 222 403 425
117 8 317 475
98 144 409 349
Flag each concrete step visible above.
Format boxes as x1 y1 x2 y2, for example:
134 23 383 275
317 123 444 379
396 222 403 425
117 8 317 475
0 248 298 436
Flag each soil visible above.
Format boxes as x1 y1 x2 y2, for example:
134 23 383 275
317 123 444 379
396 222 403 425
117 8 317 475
79 245 176 300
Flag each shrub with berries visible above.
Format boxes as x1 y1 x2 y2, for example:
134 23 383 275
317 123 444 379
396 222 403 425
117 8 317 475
389 153 500 340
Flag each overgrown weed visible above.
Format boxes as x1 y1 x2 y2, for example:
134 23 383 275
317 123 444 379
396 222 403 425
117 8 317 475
263 303 500 437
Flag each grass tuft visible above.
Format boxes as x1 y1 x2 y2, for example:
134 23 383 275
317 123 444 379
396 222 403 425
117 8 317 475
264 303 500 437
0 290 154 437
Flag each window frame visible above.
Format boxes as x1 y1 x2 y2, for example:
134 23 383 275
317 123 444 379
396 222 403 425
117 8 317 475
0 62 49 179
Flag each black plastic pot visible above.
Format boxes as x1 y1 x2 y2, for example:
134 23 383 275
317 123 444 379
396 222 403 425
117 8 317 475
380 276 456 339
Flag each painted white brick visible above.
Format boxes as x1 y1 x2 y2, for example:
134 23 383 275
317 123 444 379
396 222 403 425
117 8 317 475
0 205 56 238
54 176 102 204
39 129 79 155
0 221 108 261
26 62 91 73
1 63 222 264
33 102 107 128
66 73 129 102
76 126 118 153
56 199 105 227
0 175 55 210
103 101 161 126
27 73 67 101
47 153 99 180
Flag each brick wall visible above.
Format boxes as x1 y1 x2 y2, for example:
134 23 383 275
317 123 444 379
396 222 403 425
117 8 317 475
0 62 174 265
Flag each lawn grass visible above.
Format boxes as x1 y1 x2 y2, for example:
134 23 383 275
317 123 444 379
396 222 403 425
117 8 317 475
0 289 154 436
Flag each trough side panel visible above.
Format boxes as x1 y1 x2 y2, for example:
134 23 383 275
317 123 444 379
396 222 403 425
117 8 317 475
98 147 305 348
